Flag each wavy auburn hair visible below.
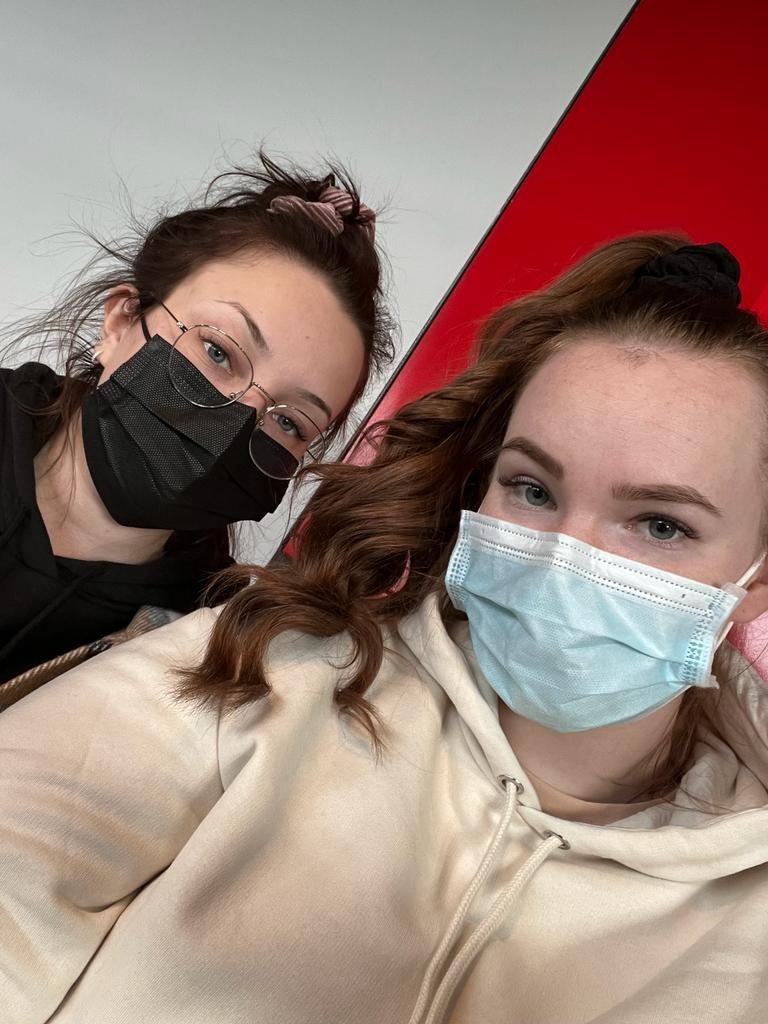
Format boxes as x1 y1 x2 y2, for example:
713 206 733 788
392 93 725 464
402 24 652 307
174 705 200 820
185 232 768 785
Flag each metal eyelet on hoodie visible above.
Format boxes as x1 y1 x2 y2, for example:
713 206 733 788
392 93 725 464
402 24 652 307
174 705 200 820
542 829 571 851
497 774 524 794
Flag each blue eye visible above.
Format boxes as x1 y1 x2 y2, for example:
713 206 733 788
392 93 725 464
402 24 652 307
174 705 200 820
498 475 554 509
203 339 229 367
648 518 678 540
275 414 299 436
640 516 697 543
636 515 696 544
522 483 550 507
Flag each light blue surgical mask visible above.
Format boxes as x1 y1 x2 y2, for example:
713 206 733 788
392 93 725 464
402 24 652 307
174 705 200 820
445 511 760 733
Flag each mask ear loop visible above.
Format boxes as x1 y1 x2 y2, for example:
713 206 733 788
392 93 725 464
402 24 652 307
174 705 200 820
736 553 766 588
715 552 766 649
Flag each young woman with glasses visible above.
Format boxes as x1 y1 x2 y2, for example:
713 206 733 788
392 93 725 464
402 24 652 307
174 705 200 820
1 235 767 1023
0 154 393 700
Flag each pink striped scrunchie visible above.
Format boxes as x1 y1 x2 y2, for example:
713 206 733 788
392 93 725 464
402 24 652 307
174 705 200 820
268 185 376 242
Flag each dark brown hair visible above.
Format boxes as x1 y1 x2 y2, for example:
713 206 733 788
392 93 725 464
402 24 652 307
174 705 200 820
185 232 768 788
5 151 393 413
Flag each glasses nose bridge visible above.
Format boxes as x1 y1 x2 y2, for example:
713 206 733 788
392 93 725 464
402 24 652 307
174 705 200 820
240 380 274 417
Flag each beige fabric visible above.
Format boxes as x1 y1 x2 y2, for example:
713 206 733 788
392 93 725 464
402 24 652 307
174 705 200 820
0 595 767 1023
0 605 180 711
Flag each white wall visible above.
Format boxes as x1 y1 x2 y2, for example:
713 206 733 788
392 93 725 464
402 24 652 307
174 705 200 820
0 0 633 562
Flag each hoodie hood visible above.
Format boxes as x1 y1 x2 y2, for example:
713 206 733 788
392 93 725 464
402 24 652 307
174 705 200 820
397 593 768 883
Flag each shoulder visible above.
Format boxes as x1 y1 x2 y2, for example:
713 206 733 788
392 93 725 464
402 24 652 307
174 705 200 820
237 607 451 738
6 606 220 735
1 362 61 450
81 604 219 691
0 608 225 798
1 361 61 410
213 613 452 792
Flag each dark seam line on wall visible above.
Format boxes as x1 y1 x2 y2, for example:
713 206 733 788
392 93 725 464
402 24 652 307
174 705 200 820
341 0 643 452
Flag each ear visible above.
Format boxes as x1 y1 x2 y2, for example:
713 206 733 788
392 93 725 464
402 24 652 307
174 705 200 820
97 284 140 366
730 561 768 624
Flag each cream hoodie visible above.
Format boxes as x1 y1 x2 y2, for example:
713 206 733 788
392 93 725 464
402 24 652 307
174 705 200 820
1 595 767 1024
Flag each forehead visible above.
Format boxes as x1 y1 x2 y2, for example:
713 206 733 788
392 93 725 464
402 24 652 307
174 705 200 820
506 339 764 491
178 252 325 295
172 254 354 336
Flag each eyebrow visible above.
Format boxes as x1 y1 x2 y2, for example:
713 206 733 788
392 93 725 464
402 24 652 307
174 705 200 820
611 483 723 517
499 437 564 478
499 436 722 517
216 300 332 422
215 300 269 354
294 387 332 422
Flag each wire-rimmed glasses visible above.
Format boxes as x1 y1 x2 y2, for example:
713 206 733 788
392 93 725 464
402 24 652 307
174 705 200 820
158 301 327 480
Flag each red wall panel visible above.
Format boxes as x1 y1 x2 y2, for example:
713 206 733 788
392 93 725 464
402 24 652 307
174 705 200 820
352 0 768 444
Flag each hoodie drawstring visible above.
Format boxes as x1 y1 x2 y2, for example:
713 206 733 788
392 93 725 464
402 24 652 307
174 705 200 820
408 775 523 1024
409 777 569 1024
423 831 565 1024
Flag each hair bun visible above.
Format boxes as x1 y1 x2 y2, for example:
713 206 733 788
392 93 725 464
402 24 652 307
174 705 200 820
634 242 741 305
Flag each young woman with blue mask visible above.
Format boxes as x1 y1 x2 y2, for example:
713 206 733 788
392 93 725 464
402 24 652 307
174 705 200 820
1 236 767 1023
0 155 392 699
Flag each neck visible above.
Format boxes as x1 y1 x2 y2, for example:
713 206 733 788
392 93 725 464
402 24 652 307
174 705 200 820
34 414 172 565
499 696 683 823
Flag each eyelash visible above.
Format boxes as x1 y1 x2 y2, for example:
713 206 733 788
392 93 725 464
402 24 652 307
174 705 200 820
634 515 698 542
496 475 700 544
497 474 552 504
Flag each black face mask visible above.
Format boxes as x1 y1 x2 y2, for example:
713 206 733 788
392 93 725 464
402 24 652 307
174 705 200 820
80 335 289 530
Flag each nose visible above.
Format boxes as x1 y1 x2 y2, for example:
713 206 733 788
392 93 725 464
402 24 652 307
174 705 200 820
238 382 272 415
549 513 611 554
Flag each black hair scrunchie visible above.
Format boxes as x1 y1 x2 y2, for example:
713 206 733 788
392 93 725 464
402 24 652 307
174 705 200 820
633 242 741 305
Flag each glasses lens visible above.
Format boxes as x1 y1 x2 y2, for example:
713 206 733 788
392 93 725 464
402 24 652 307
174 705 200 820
249 405 326 480
168 326 254 408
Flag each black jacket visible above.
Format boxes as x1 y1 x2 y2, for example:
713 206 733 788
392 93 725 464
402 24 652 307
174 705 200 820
0 363 231 682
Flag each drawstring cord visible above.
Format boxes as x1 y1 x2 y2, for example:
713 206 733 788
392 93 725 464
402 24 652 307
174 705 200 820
422 831 565 1024
408 776 522 1024
408 776 569 1024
